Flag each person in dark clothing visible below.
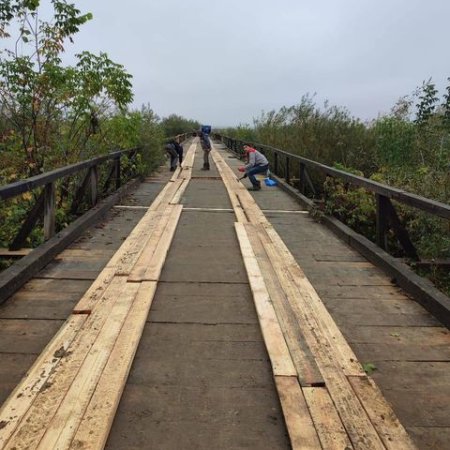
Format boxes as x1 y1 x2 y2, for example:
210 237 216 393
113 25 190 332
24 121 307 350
199 131 211 170
165 142 178 171
173 139 184 165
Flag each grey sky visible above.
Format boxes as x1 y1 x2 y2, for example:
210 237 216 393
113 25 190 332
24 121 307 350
59 1 450 126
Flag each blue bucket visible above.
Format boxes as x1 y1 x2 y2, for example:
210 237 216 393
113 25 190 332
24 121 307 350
264 177 277 187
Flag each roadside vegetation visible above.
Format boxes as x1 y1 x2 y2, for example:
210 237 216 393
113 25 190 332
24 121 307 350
0 1 198 261
220 83 450 295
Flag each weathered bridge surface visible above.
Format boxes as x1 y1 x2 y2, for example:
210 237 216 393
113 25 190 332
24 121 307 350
0 139 449 449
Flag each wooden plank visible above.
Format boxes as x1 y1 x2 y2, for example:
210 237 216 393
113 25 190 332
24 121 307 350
126 205 176 282
348 376 417 450
212 149 392 448
112 205 149 210
147 179 175 211
72 267 116 313
235 223 297 376
169 178 186 204
152 178 184 210
35 281 140 450
244 223 324 386
0 146 195 448
209 149 248 223
0 248 32 257
236 190 267 224
303 387 353 450
168 142 195 182
2 276 128 449
105 210 164 276
260 209 308 214
256 230 388 448
71 281 158 450
230 192 249 223
130 205 183 282
182 207 234 212
0 315 87 447
274 376 322 449
261 225 365 377
161 142 195 201
181 142 196 170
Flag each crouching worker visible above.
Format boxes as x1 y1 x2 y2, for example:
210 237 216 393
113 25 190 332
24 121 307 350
164 141 178 171
239 144 269 191
174 139 184 165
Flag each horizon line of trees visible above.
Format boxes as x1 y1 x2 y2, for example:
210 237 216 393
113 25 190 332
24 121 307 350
218 80 450 294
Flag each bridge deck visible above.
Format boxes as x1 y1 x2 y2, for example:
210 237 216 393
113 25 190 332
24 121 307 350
0 139 448 449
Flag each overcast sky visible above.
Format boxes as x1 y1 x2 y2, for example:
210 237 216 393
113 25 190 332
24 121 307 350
52 1 450 126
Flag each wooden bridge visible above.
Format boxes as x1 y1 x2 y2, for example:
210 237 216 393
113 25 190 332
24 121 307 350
0 138 449 449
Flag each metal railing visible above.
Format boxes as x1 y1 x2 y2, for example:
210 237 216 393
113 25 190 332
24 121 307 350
0 132 192 251
216 134 450 261
0 148 140 250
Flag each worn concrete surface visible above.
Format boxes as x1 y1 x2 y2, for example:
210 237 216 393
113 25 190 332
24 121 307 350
106 142 290 450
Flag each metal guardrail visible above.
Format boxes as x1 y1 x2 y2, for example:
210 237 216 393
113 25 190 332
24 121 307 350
0 133 191 251
0 148 141 250
216 134 450 260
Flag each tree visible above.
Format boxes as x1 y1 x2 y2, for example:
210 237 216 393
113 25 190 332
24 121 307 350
0 0 133 175
160 114 200 137
415 79 438 126
441 77 450 128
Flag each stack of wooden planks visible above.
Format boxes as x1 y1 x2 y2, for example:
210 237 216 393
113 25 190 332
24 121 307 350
0 142 197 450
211 146 417 450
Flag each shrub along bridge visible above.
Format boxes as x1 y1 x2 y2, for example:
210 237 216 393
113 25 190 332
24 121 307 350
0 137 449 449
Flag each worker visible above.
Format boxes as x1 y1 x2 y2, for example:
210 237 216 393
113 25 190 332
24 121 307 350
164 141 178 171
238 144 269 191
173 139 184 165
199 130 212 170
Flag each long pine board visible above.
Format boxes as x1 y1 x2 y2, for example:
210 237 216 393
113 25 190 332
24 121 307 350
127 204 182 282
71 281 158 449
244 222 324 386
36 282 141 450
275 376 322 450
211 143 417 450
235 223 297 376
259 225 364 377
3 276 130 449
138 205 183 281
259 227 415 448
256 224 386 449
347 376 416 450
302 386 353 450
0 315 87 447
0 140 196 449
